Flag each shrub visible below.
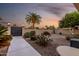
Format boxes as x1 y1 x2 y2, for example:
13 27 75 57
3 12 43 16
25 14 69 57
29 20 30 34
23 32 30 38
23 31 36 39
30 31 36 36
35 27 39 29
59 32 62 35
0 35 12 46
0 24 7 35
36 35 49 47
0 35 12 42
30 36 37 41
53 29 55 34
4 35 12 40
30 31 37 41
42 31 51 36
66 36 71 40
73 34 79 39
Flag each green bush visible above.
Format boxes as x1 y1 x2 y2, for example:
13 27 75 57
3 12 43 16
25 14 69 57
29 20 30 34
36 35 49 47
30 31 37 40
23 31 36 39
0 35 12 46
30 31 36 36
23 32 31 38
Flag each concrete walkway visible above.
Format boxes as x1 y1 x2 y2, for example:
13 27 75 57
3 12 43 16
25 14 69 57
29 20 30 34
7 36 41 56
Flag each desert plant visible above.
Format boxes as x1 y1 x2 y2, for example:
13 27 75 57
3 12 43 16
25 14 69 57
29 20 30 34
0 25 8 43
30 36 37 41
30 31 37 41
0 17 7 35
0 35 12 46
59 32 62 35
0 35 12 41
66 36 71 40
3 35 12 41
0 24 7 35
45 25 49 29
36 35 49 47
42 31 51 36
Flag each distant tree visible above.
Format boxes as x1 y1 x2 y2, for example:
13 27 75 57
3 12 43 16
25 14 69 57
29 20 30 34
13 24 17 27
0 17 2 20
45 25 55 29
52 26 56 34
49 25 56 34
25 12 41 29
49 26 55 29
45 25 49 29
59 11 79 28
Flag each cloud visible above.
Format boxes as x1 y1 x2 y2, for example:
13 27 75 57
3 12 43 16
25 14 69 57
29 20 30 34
0 3 77 27
36 3 77 17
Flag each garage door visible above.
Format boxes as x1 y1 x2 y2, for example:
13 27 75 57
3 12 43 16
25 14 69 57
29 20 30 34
11 27 22 36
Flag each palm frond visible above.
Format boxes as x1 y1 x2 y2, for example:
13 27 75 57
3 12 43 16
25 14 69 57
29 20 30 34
0 25 7 35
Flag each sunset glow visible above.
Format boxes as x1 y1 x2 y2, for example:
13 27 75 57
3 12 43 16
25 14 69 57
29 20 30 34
0 3 77 28
38 17 59 28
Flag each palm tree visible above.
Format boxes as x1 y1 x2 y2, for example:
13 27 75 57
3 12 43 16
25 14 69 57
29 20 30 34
25 12 41 29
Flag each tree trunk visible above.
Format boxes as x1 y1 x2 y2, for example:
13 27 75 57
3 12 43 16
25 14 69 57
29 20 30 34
32 23 35 29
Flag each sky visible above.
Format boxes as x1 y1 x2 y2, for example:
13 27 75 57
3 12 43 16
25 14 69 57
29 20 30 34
0 3 77 28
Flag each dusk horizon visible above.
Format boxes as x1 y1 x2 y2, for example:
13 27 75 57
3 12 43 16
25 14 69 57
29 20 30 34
0 3 77 28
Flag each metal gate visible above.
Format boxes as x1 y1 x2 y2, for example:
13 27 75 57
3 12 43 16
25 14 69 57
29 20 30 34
11 27 22 36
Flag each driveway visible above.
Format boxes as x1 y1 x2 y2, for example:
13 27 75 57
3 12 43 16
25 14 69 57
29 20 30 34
7 36 41 56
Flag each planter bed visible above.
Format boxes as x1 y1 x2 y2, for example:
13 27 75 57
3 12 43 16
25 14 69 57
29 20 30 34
0 42 10 56
0 35 12 56
23 33 70 56
24 38 59 56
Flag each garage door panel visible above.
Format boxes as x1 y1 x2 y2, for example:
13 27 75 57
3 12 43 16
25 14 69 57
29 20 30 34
11 27 22 36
